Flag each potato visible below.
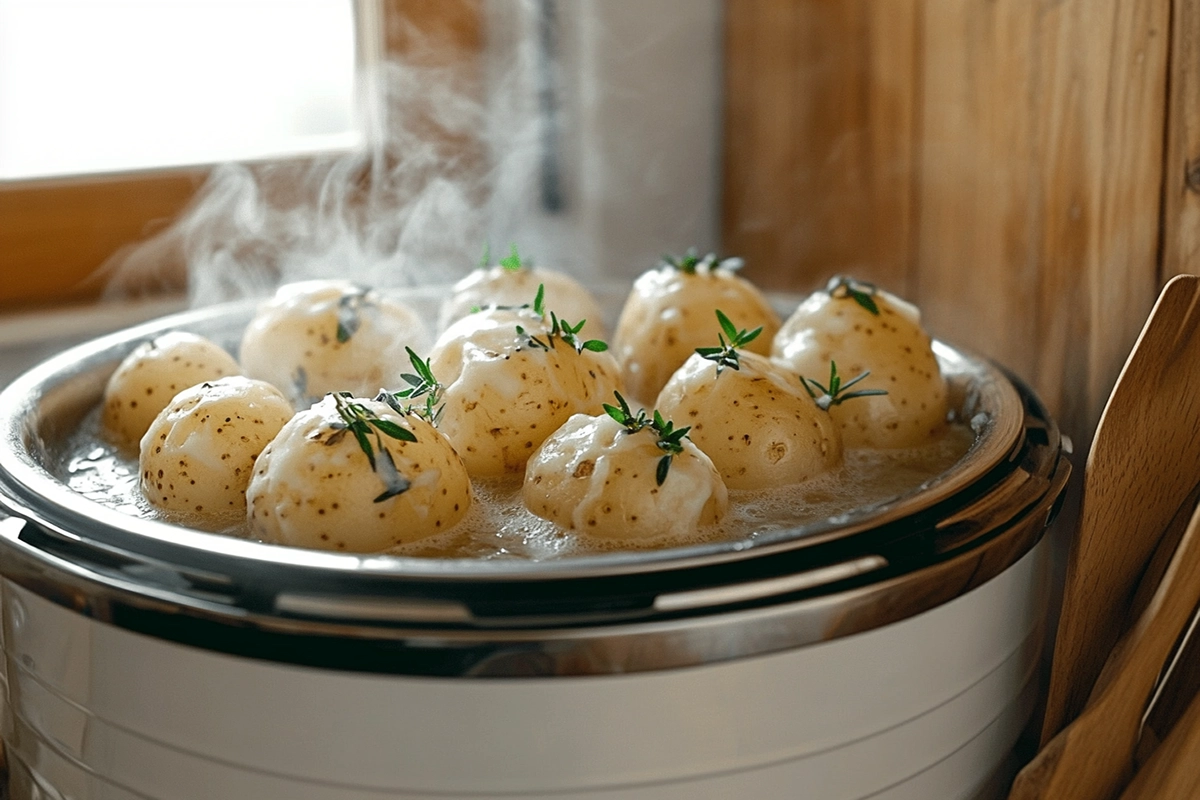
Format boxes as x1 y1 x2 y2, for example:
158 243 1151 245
246 395 471 552
656 350 841 490
612 254 781 404
772 277 948 447
102 331 241 452
438 263 606 337
429 306 622 477
524 411 727 539
239 280 429 405
139 377 293 530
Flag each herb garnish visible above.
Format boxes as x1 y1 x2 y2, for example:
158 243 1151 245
602 391 691 486
378 347 446 426
826 275 880 315
660 248 745 275
514 284 609 354
335 285 373 343
499 243 527 272
330 392 416 502
800 361 888 411
695 309 763 373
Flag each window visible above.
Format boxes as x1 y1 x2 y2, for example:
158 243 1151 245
0 0 370 309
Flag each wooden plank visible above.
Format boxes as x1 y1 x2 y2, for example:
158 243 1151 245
916 0 1168 447
1163 0 1200 279
0 171 204 310
721 0 920 296
913 0 1171 742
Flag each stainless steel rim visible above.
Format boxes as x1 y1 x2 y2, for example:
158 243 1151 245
0 299 1026 582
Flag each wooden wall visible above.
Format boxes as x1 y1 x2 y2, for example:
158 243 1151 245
723 0 1179 452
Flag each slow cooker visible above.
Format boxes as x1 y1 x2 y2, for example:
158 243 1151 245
0 295 1070 800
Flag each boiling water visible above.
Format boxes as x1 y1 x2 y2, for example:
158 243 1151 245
65 410 974 560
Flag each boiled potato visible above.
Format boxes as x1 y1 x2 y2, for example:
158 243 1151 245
612 253 780 404
438 260 606 337
429 305 622 477
239 280 429 405
656 350 841 490
247 395 471 552
103 331 241 452
524 410 727 539
140 377 293 530
772 277 948 447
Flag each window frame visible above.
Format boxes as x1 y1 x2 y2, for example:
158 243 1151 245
0 0 395 311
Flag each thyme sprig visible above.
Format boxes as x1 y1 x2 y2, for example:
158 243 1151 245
378 347 446 426
514 284 609 354
479 242 530 272
330 392 416 502
601 391 691 486
800 361 888 411
660 247 745 275
602 391 650 433
826 275 880 316
336 285 372 343
695 309 763 373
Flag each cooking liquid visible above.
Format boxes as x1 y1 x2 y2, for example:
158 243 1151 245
65 410 974 559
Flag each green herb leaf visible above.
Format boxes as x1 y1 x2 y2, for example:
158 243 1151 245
351 422 376 470
514 284 611 355
716 309 739 342
371 448 411 502
479 242 492 268
659 249 745 275
499 243 526 272
800 360 888 411
696 310 762 374
335 287 371 343
369 417 418 443
656 455 672 486
377 348 446 425
826 275 881 315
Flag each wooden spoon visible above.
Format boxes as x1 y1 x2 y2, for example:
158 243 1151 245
1009 500 1200 800
1120 649 1200 799
1041 274 1200 742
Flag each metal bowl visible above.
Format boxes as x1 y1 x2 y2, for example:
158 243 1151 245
0 292 1068 676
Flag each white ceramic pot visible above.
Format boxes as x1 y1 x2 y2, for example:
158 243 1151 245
0 300 1070 800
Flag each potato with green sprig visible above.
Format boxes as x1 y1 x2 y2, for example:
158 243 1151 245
655 311 881 491
613 250 781 405
246 359 471 552
523 393 727 540
102 331 242 452
438 244 607 336
772 276 948 448
140 376 293 531
429 286 623 478
239 280 429 406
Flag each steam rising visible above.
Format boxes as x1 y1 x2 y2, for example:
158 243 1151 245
103 4 570 308
100 1 724 308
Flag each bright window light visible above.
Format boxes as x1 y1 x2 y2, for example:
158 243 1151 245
0 0 360 180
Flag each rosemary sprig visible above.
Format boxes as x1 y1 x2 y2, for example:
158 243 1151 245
695 309 763 373
660 247 745 275
514 284 609 354
378 347 446 426
335 285 372 343
800 361 888 411
601 391 691 486
331 392 416 502
826 275 880 315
